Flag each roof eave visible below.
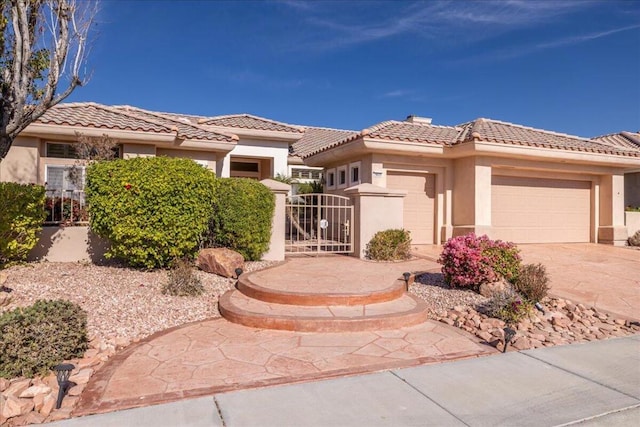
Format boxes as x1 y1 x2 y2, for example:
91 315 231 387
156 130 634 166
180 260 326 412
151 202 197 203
21 123 177 144
447 141 640 167
176 139 236 153
204 126 303 142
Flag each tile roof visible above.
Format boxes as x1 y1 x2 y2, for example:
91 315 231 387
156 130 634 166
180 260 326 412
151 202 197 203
198 114 303 133
36 103 236 143
592 131 640 151
455 118 639 157
113 106 236 142
36 102 173 134
291 126 357 158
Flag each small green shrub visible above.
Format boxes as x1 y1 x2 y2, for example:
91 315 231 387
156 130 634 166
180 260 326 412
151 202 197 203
625 206 640 212
86 157 217 269
514 263 550 303
204 178 274 261
163 258 204 296
483 287 533 325
629 230 640 247
0 183 46 268
366 229 412 261
0 300 88 378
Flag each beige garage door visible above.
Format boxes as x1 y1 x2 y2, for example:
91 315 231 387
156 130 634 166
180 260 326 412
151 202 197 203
492 175 591 243
386 172 435 244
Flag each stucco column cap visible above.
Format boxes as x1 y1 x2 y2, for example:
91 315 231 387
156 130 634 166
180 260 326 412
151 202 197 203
344 183 407 197
260 179 291 194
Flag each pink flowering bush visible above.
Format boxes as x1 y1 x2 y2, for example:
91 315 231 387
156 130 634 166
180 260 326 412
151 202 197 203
438 233 521 290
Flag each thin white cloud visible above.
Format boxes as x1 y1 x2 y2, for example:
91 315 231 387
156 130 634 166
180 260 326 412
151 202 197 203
381 89 413 99
536 24 640 49
281 0 594 51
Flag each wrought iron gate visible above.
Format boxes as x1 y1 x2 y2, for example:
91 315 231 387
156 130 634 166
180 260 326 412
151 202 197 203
285 193 353 254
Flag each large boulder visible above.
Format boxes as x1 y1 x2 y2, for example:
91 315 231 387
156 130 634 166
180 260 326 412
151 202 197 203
196 248 244 278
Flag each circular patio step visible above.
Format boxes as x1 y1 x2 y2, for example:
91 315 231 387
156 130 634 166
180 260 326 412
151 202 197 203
219 290 429 332
237 274 406 306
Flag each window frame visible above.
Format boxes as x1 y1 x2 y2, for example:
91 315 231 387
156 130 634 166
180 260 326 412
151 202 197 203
337 165 347 189
349 161 361 186
326 168 336 189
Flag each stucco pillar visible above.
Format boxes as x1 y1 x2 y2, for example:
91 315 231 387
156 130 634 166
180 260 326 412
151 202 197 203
598 174 628 245
260 179 290 260
344 183 406 259
452 158 492 237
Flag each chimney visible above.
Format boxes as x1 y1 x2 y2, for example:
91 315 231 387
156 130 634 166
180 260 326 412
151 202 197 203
405 115 432 125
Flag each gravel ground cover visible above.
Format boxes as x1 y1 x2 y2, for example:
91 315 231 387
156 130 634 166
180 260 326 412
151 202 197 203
0 261 277 343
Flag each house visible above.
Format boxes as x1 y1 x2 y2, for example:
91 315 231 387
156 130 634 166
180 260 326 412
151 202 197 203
297 116 640 246
2 103 638 248
0 102 322 195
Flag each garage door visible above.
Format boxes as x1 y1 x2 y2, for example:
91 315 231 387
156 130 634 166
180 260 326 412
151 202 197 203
386 172 435 244
491 175 591 243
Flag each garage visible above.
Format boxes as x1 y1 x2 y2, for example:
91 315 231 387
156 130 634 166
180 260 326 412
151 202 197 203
386 172 436 244
491 175 591 243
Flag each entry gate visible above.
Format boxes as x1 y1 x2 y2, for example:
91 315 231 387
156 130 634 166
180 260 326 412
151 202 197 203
285 193 353 254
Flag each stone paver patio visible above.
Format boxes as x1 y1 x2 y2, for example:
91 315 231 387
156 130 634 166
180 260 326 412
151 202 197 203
76 318 494 416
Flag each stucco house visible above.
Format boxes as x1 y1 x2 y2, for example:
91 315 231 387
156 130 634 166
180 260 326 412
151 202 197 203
1 103 639 248
297 116 640 247
0 102 322 194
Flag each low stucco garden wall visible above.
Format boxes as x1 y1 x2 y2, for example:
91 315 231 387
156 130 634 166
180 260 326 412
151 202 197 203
28 226 110 263
626 211 640 237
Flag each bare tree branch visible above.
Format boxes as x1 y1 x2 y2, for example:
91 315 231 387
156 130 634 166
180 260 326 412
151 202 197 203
0 0 98 160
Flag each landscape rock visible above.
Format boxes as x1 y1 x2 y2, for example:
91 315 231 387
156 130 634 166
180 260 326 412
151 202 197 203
478 278 510 298
1 395 34 419
39 394 56 418
4 379 31 399
0 378 10 393
196 248 245 278
19 385 51 399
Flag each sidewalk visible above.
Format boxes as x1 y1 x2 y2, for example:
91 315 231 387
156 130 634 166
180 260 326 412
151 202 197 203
46 335 640 426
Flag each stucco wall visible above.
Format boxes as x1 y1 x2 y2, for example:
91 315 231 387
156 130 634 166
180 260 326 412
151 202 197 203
626 211 640 237
0 136 39 183
220 138 289 179
156 148 218 172
28 226 109 263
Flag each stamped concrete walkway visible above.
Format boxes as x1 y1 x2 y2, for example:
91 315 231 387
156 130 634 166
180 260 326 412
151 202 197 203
413 243 640 321
75 256 495 416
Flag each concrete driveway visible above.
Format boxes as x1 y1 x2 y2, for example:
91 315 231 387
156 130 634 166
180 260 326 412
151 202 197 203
413 243 640 321
518 244 640 321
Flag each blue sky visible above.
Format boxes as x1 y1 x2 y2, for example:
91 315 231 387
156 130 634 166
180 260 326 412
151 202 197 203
66 0 640 137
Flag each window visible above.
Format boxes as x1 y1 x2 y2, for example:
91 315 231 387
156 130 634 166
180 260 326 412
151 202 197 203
46 143 77 159
337 165 347 189
349 162 361 185
326 168 336 189
230 159 261 179
46 165 85 193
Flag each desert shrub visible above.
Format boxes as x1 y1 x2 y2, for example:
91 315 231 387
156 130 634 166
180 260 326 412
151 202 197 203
438 233 521 290
0 183 46 268
629 230 640 247
163 258 204 296
482 287 533 325
366 229 412 261
86 157 217 269
0 300 88 378
514 263 550 303
204 178 274 261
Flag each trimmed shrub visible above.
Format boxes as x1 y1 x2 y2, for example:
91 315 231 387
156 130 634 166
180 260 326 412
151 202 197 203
0 183 46 268
483 287 533 325
366 229 412 261
0 300 88 378
204 178 274 261
163 258 204 296
514 263 550 303
438 233 521 290
629 230 640 247
86 157 217 269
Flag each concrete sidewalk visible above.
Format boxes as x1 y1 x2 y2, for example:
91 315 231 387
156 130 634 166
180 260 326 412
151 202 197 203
45 335 640 427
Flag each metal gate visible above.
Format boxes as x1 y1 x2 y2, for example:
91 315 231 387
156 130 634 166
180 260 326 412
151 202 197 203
285 193 353 254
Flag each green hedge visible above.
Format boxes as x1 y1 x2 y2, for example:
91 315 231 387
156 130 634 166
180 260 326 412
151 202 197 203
205 178 274 260
0 183 46 269
86 157 217 268
0 300 88 378
366 229 412 261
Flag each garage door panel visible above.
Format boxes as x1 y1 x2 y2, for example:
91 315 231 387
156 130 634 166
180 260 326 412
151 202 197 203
491 175 590 243
387 172 435 244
